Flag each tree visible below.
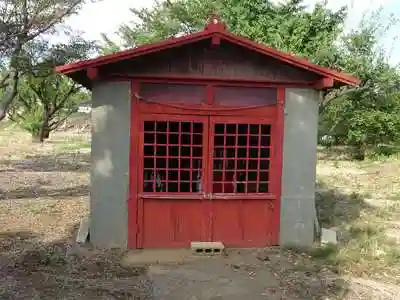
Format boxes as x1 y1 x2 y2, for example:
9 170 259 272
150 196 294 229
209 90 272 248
10 73 89 142
101 0 347 69
0 0 98 121
103 0 400 158
8 38 94 142
319 10 400 158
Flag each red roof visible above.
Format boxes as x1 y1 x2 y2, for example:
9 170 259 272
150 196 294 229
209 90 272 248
56 17 360 87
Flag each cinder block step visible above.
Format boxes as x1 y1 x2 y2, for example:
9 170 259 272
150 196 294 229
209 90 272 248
76 216 90 244
190 241 225 255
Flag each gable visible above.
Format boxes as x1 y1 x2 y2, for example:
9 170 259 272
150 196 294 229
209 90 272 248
104 40 321 82
56 18 360 89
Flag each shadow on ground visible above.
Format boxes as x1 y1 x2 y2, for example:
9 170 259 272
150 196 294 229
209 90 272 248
0 153 90 173
0 184 88 200
0 226 150 300
316 181 373 229
315 180 383 247
317 146 354 161
0 226 351 300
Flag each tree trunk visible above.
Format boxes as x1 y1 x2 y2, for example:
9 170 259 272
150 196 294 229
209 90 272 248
38 117 50 143
352 143 367 161
31 133 42 143
43 126 50 139
0 69 19 121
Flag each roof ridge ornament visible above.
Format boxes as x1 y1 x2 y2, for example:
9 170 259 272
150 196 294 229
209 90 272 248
205 14 226 32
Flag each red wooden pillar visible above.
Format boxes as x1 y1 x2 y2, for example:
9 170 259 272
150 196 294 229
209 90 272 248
272 88 285 245
128 81 140 248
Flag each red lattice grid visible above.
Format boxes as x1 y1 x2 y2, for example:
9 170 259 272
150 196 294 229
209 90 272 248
212 123 271 194
142 121 203 193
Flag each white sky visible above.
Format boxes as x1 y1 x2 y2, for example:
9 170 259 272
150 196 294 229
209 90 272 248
59 0 399 62
61 0 154 43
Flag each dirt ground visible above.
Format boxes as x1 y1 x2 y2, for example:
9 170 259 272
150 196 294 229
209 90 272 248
1 125 400 299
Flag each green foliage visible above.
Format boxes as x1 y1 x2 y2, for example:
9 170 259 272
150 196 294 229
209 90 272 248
8 38 93 141
320 11 400 157
102 0 400 159
101 0 347 67
0 0 99 120
16 104 43 137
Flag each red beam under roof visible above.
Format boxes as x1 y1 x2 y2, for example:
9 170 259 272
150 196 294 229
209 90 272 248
56 16 360 87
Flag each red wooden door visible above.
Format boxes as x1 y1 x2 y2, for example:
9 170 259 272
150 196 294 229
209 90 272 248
136 114 277 248
207 117 276 247
137 114 211 248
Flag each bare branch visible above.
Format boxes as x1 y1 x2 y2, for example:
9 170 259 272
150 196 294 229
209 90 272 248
0 73 10 88
49 111 74 130
54 84 78 113
26 0 83 41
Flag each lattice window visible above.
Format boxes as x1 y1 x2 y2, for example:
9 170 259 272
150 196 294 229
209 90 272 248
214 86 277 106
212 123 271 194
143 121 203 193
140 83 205 104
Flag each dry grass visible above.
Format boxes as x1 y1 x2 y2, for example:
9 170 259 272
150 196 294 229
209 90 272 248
0 125 400 299
0 126 149 299
309 147 400 287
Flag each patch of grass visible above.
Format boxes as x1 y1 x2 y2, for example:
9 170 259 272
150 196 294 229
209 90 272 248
309 244 340 263
288 220 400 282
388 192 400 201
28 202 59 215
56 140 90 152
314 153 400 284
315 187 366 228
0 288 13 299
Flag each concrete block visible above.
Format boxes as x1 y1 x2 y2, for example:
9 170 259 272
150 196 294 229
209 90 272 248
190 241 225 255
76 216 90 244
321 228 337 245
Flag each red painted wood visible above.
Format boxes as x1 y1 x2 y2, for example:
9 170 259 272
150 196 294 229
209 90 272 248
128 83 282 249
136 113 210 248
56 22 359 86
206 84 214 105
205 15 226 32
137 102 277 118
87 67 100 80
109 74 319 88
207 116 277 246
211 35 221 48
141 199 207 248
128 81 140 248
315 77 334 89
271 88 285 245
241 199 274 246
212 199 274 247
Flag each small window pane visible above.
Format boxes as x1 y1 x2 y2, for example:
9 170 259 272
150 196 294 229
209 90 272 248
214 87 277 106
140 83 205 104
211 122 271 194
142 120 204 193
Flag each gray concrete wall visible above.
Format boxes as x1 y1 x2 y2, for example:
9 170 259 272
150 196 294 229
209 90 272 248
90 81 131 248
280 88 321 247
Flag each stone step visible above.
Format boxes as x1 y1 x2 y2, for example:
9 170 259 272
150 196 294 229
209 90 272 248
76 216 90 244
190 241 225 255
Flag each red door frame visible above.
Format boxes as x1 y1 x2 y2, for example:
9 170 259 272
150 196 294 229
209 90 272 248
128 79 285 248
136 113 210 248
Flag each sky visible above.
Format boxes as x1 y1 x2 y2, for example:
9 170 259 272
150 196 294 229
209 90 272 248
61 0 400 63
